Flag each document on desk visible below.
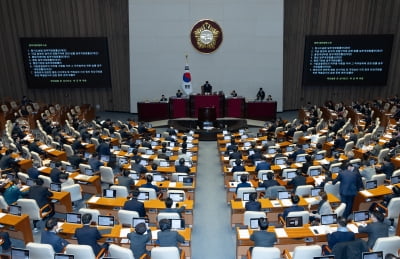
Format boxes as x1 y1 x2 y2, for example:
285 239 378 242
347 223 359 233
238 229 250 239
359 190 373 197
313 176 325 186
152 229 160 237
304 197 317 204
281 199 293 207
319 159 330 165
74 174 91 181
271 200 281 207
278 165 287 169
168 182 176 188
119 228 131 238
0 213 6 219
274 228 288 238
88 196 100 203
47 148 56 152
38 166 49 171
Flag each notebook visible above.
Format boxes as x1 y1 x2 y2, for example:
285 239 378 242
169 192 184 202
278 191 291 200
55 254 74 259
132 217 149 228
138 192 150 201
286 216 303 228
50 183 62 192
98 215 115 227
310 168 321 176
66 213 82 224
321 214 337 225
85 168 94 176
311 187 323 197
9 205 22 216
169 218 185 230
365 180 377 190
11 248 29 259
362 251 383 259
103 189 117 198
353 211 369 222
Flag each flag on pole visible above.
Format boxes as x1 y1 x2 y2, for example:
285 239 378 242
181 55 192 95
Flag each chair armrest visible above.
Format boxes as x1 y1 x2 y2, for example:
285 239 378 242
322 245 332 255
95 247 107 259
375 203 388 216
39 203 53 218
247 249 252 259
278 215 286 225
180 249 185 259
157 192 163 200
282 249 292 259
139 254 149 259
259 192 265 199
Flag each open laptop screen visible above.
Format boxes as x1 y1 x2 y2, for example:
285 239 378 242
129 172 139 180
132 217 149 228
391 175 400 184
314 153 324 160
169 192 184 202
137 192 150 201
98 215 115 227
103 189 116 198
101 155 110 162
55 254 74 259
278 191 291 200
159 161 169 167
362 251 383 259
50 183 62 192
26 178 35 186
177 175 187 182
311 187 323 197
66 165 74 173
85 168 94 176
321 214 337 225
286 146 294 152
268 147 277 154
365 180 377 190
275 158 286 165
296 155 306 163
353 211 369 222
286 171 296 179
9 205 22 216
286 216 303 228
183 177 193 186
331 166 341 173
66 213 82 224
169 218 185 229
309 168 321 176
11 248 29 259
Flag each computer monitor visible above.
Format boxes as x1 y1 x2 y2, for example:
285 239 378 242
248 150 255 156
127 147 134 154
139 160 148 166
55 254 75 259
310 168 321 176
66 213 82 224
145 149 154 155
129 172 139 180
9 205 22 216
101 155 110 162
331 166 341 173
362 251 383 259
155 133 161 138
66 165 74 173
244 142 251 147
137 192 150 201
261 173 268 181
49 161 56 169
165 151 173 157
6 173 15 180
296 155 306 163
151 141 158 146
286 171 296 179
278 191 291 200
320 214 338 225
98 215 115 227
168 192 184 202
50 183 62 192
84 152 91 159
26 178 35 187
286 146 294 152
84 168 94 176
118 157 127 166
391 175 400 184
103 189 116 198
365 180 377 190
268 147 277 154
169 142 175 147
275 158 286 165
183 177 193 186
177 175 187 182
286 216 303 228
314 153 324 160
153 174 163 182
311 187 323 197
353 211 370 222
249 217 267 229
159 161 169 167
242 192 254 202
11 248 29 259
113 146 120 151
169 218 185 230
132 217 149 228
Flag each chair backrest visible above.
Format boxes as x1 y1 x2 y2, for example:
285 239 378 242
153 158 166 166
371 173 386 186
386 197 400 220
355 137 365 148
372 236 400 257
282 168 297 179
38 175 51 188
392 169 400 177
287 211 309 226
121 144 130 152
78 208 100 224
138 187 157 200
157 212 180 222
237 187 256 201
79 163 92 173
292 131 304 144
307 165 322 176
151 246 181 259
108 244 134 259
26 242 55 259
0 195 9 210
377 148 390 164
171 173 188 182
63 144 74 157
243 211 267 227
317 135 326 145
90 138 100 148
233 171 249 182
110 185 129 198
294 185 313 197
343 141 354 154
324 182 341 200
252 247 281 259
100 166 115 184
65 244 96 259
22 146 31 159
61 184 82 202
118 209 140 226
31 151 42 167
334 203 346 217
265 186 287 199
16 198 41 220
257 170 274 181
17 172 29 184
292 245 322 259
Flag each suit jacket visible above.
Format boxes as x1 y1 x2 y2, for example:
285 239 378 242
175 165 190 173
255 162 271 172
96 143 111 156
333 169 363 196
358 221 389 248
50 168 62 183
123 198 146 217
75 225 102 255
157 230 185 247
127 230 152 259
41 230 69 253
245 201 261 211
288 175 306 191
250 230 277 247
283 205 304 220
229 151 243 160
259 179 280 190
327 229 355 249
117 176 134 189
232 165 246 173
27 185 53 208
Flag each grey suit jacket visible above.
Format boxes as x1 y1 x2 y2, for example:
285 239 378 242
250 230 277 247
358 221 389 248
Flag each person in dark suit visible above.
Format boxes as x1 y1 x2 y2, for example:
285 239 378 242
28 139 45 155
288 170 306 192
127 222 152 259
245 192 261 211
71 136 85 153
333 133 346 150
376 156 395 180
258 172 280 190
175 158 190 173
202 81 212 94
333 162 363 218
236 174 251 194
0 150 16 170
88 152 104 172
131 157 148 176
324 217 355 253
96 138 111 156
282 195 304 220
75 213 109 255
256 88 265 101
229 146 243 161
225 138 238 155
255 156 271 172
41 218 69 253
288 144 305 161
249 218 277 253
140 174 160 195
27 178 53 209
231 159 245 173
161 197 186 217
117 170 134 190
123 189 146 217
358 210 389 249
157 218 185 251
50 161 63 183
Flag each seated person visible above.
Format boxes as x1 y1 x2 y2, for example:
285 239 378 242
127 222 152 259
255 156 270 172
158 147 170 161
175 158 190 174
236 174 251 194
75 213 109 255
281 195 304 220
3 178 27 205
117 170 135 190
231 159 245 173
59 173 74 188
88 152 104 172
0 231 12 252
358 210 389 249
288 169 306 192
160 94 167 102
309 191 333 222
288 144 305 161
258 172 280 190
245 192 261 211
157 218 185 253
131 157 148 176
229 146 242 161
41 218 69 253
123 190 146 217
323 217 355 254
140 174 160 195
27 178 53 210
162 197 186 218
376 156 395 179
225 138 238 155
249 218 277 254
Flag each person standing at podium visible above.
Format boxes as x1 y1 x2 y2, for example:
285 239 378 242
202 81 212 95
176 90 183 98
256 88 265 101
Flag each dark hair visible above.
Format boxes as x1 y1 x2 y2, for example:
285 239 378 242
123 170 130 177
135 222 147 235
258 218 269 230
131 189 140 198
179 158 185 165
82 213 92 224
146 174 153 183
291 195 300 204
372 210 385 222
337 216 347 227
249 192 257 202
45 218 59 230
165 197 173 208
319 191 328 201
159 218 171 231
35 178 44 186
267 172 274 180
235 159 241 166
151 163 158 170
55 161 62 167
240 174 248 183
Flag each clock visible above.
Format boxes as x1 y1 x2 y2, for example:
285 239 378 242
191 19 223 54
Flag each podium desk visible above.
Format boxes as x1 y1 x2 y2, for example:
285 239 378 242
169 97 189 118
189 95 224 118
225 97 245 118
246 101 277 121
0 214 33 244
137 102 169 122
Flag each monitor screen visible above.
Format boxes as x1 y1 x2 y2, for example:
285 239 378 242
315 153 324 160
391 175 400 184
66 165 74 172
302 144 310 149
101 155 110 162
311 188 323 197
11 248 29 259
169 192 184 202
49 161 56 169
132 217 149 228
139 160 148 166
153 174 163 182
261 173 268 181
84 152 91 159
310 168 321 176
278 191 291 200
9 205 22 216
243 192 254 202
169 218 184 229
66 213 82 224
103 189 116 198
159 161 169 167
50 183 62 192
183 177 193 185
287 171 296 179
268 147 277 154
286 216 303 228
137 192 149 201
244 142 251 147
286 146 294 152
321 214 337 225
249 218 265 229
98 215 115 227
118 157 127 165
365 180 377 190
55 254 74 259
129 172 139 180
296 155 306 163
354 211 369 222
85 168 94 176
275 158 286 165
26 178 35 186
331 166 340 173
20 37 111 89
177 175 187 182
362 251 383 259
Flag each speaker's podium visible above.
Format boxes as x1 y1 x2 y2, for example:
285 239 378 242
189 94 224 118
198 107 216 128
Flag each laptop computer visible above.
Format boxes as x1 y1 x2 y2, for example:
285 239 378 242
50 183 62 192
321 214 338 225
353 210 370 222
66 165 74 173
98 215 115 227
132 217 149 228
362 251 383 259
118 157 128 166
278 191 291 200
365 180 377 190
101 155 110 162
183 177 194 186
169 218 185 230
137 191 150 201
286 171 296 180
26 178 35 187
49 161 56 168
169 142 175 147
84 152 91 159
286 216 303 228
244 142 251 148
151 141 158 146
311 187 323 197
169 192 185 202
310 168 321 176
11 248 29 259
314 153 324 160
66 213 82 224
275 158 286 165
177 175 187 182
248 150 255 156
103 189 117 198
391 175 400 184
84 168 94 176
129 171 139 180
261 173 269 181
145 149 154 155
127 147 134 154
159 161 169 167
331 166 341 173
9 205 22 216
286 146 294 152
296 155 306 163
268 147 277 154
55 254 74 259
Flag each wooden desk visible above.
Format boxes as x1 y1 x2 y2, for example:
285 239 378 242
0 214 33 244
73 175 102 194
353 184 395 211
52 191 73 213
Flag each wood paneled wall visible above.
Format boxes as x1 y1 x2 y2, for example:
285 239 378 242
0 0 129 112
283 0 400 110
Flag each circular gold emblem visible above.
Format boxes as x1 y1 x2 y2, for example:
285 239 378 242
191 19 223 54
